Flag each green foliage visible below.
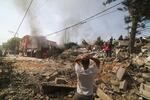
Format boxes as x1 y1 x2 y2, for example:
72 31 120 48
105 0 150 30
104 0 150 53
2 37 21 52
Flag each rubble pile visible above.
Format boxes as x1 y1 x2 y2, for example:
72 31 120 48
0 36 150 100
0 60 43 99
58 48 88 62
0 61 12 88
0 57 77 99
95 41 150 100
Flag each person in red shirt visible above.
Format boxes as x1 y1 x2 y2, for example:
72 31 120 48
103 42 110 57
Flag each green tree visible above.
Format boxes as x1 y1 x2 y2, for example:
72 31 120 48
2 37 21 53
104 0 150 53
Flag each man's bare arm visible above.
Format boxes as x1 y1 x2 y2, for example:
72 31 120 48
90 57 100 68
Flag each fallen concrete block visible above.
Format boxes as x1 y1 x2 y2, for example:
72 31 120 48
55 78 68 84
119 80 127 90
116 67 126 80
145 56 150 66
137 78 145 83
140 83 150 100
132 56 145 67
96 87 113 100
141 48 148 53
110 80 119 86
111 85 120 93
142 73 150 80
0 69 2 74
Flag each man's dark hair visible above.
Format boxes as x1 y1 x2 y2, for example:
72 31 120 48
81 59 90 68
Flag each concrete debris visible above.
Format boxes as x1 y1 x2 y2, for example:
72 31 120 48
132 56 145 67
0 36 150 100
110 79 120 86
142 73 150 80
116 67 126 80
96 87 113 100
119 80 128 90
140 83 150 100
145 56 150 66
55 78 68 84
137 78 145 83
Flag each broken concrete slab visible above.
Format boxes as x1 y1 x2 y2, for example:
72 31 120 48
142 73 150 80
137 78 145 83
145 56 150 66
111 85 120 93
140 83 150 100
116 67 126 80
0 69 2 74
141 48 148 53
55 78 68 84
119 80 127 90
132 56 145 67
110 79 119 86
96 87 113 100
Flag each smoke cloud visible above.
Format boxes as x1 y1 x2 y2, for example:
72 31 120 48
15 0 41 36
14 0 126 44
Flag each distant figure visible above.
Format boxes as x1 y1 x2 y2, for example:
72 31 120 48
0 49 2 57
74 54 100 100
139 37 144 45
118 35 123 40
109 37 113 57
103 42 110 57
3 50 7 57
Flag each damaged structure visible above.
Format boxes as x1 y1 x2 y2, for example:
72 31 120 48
19 35 57 58
0 36 150 100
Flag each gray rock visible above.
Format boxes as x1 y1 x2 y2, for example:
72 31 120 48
119 80 127 90
142 73 150 80
116 67 126 80
55 78 68 84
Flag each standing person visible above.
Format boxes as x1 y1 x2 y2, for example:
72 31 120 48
109 37 113 57
103 42 110 57
74 54 100 100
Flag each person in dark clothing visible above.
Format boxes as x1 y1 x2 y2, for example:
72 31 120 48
118 35 123 40
109 37 113 57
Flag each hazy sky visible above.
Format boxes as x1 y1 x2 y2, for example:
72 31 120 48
0 0 149 45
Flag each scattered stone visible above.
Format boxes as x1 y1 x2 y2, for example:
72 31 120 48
111 85 120 93
45 96 49 100
145 56 150 66
116 67 126 80
133 56 145 66
142 73 150 80
137 78 145 83
140 83 150 100
67 94 73 98
119 80 128 90
110 80 119 86
141 48 148 53
100 83 107 90
96 87 113 100
55 78 68 84
112 66 120 73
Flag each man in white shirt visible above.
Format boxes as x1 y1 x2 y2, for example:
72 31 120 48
73 54 100 100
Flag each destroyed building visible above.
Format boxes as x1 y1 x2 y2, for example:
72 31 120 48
19 35 57 58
